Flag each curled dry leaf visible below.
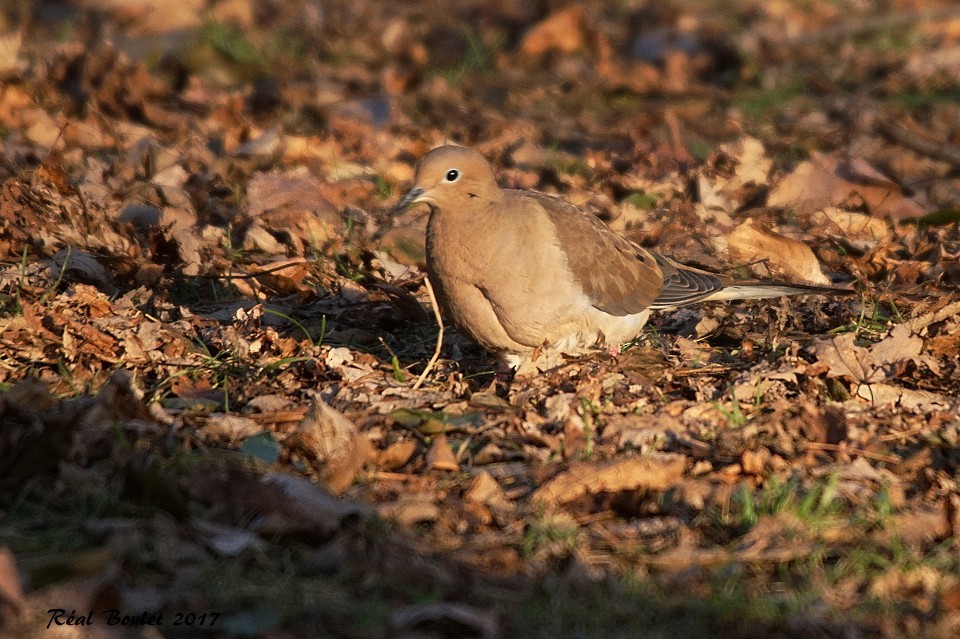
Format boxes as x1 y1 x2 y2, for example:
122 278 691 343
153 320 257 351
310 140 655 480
261 472 372 536
378 493 440 526
425 435 459 472
520 6 593 58
464 470 513 513
377 439 418 470
713 218 831 285
810 328 920 385
813 207 890 251
46 248 114 292
245 258 318 297
704 137 772 211
531 454 685 507
768 152 925 220
854 384 951 412
289 395 371 493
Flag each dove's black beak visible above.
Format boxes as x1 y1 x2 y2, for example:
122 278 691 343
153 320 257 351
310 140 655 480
394 187 425 213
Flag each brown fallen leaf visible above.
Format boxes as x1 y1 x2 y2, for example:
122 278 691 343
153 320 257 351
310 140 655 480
904 300 960 365
377 439 418 470
712 218 831 285
45 247 115 293
520 6 592 58
464 470 513 513
290 395 355 461
768 152 925 220
378 493 440 526
289 395 372 493
809 322 930 392
813 207 891 251
259 472 373 536
854 383 951 411
531 454 685 507
425 435 459 472
245 258 318 297
741 448 770 475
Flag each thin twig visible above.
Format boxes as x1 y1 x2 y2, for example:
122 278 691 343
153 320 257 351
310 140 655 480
411 275 444 391
671 365 738 377
874 118 960 171
804 441 901 464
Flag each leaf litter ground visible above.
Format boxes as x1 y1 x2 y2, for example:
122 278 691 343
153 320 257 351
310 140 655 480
0 1 959 637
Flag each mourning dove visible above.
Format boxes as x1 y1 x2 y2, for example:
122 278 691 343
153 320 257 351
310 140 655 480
398 145 844 369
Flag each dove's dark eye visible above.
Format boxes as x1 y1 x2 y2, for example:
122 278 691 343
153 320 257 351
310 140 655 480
444 169 460 182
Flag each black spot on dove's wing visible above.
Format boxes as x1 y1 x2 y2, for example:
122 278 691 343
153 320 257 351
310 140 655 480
527 192 664 316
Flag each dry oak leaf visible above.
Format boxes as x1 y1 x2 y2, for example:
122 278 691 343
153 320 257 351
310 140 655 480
768 153 925 220
520 6 592 57
904 300 960 369
531 454 685 507
261 472 372 536
853 383 951 411
519 5 611 66
704 137 772 210
712 218 831 285
246 171 341 254
810 327 922 385
809 323 952 410
811 300 958 383
289 394 372 493
813 207 890 251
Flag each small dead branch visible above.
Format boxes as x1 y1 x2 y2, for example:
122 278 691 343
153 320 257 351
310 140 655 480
874 118 960 171
411 275 443 391
804 441 901 465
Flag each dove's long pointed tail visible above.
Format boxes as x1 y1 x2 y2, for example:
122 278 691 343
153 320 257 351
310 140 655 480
700 281 852 303
647 252 853 310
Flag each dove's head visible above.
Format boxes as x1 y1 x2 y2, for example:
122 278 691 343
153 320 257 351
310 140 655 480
397 145 500 212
